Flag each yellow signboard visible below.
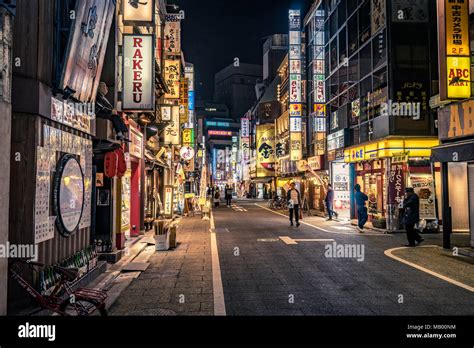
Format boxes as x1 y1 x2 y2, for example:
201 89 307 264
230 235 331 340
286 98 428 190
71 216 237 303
344 138 439 163
182 128 194 145
290 132 302 161
447 56 471 99
445 0 470 56
256 125 275 178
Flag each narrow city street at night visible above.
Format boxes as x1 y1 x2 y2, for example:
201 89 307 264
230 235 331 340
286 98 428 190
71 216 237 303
1 0 474 346
109 199 474 317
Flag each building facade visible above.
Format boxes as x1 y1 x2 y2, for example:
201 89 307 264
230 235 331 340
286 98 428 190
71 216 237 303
320 0 439 229
431 0 474 249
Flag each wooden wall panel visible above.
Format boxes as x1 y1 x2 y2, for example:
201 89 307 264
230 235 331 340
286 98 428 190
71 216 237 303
12 0 39 79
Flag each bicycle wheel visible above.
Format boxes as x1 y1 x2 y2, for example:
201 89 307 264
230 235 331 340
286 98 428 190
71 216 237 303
60 299 107 316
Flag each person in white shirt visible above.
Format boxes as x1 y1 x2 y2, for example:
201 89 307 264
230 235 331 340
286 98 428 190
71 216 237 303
286 182 301 227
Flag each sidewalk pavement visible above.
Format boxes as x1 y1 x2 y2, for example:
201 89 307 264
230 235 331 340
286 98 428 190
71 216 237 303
386 245 474 292
109 215 214 316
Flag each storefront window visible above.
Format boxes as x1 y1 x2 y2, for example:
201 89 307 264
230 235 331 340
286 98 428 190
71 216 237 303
339 28 347 65
348 15 358 57
358 0 371 46
360 43 372 78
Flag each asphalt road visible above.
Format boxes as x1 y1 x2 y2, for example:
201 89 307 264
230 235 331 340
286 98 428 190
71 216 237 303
212 199 474 316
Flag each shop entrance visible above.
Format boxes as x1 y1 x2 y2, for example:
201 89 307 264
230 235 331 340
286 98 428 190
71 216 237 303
355 161 385 219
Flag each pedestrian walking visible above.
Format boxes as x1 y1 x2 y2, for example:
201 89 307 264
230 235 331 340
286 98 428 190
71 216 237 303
214 189 220 208
287 182 302 227
225 185 233 207
325 184 338 220
403 187 424 247
354 184 368 233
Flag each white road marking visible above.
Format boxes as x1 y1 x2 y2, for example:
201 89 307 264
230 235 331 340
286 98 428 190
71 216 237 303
279 236 335 245
384 246 474 293
279 236 298 245
333 226 353 231
210 210 227 315
255 203 391 237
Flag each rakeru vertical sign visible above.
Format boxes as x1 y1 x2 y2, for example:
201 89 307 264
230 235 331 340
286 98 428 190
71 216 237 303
123 34 154 111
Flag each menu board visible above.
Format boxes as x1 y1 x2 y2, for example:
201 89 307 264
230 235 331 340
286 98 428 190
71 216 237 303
409 174 437 220
121 171 131 234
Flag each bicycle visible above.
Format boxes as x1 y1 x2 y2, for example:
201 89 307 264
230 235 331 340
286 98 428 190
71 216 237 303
269 196 288 210
9 259 107 316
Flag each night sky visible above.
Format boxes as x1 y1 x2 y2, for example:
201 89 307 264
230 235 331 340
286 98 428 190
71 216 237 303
173 0 312 100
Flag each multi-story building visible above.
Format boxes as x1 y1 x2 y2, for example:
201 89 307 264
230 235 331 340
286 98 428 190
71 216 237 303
304 2 332 217
214 63 262 121
431 0 474 249
263 34 288 87
321 0 439 229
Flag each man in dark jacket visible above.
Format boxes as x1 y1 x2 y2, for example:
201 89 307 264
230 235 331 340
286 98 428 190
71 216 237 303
287 182 302 227
325 184 338 220
355 184 368 233
403 188 424 247
225 185 233 207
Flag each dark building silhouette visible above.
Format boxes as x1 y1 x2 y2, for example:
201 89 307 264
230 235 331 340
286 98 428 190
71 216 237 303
214 63 262 121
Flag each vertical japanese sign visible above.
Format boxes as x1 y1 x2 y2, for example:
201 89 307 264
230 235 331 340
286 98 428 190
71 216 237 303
164 106 180 145
182 128 194 146
179 78 189 124
185 64 195 126
122 35 155 111
388 163 405 205
164 14 181 55
313 10 326 136
256 125 275 178
164 59 181 99
164 185 174 218
241 117 250 137
444 0 471 99
289 9 302 161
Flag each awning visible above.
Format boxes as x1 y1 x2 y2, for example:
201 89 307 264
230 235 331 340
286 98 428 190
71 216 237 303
430 139 474 163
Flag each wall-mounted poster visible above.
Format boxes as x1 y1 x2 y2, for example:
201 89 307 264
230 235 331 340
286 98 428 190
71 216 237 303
60 0 115 103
